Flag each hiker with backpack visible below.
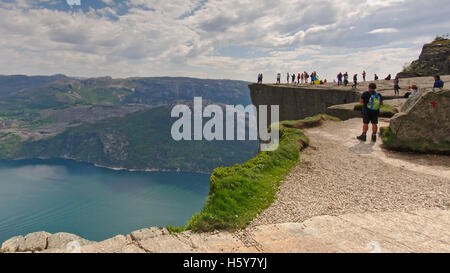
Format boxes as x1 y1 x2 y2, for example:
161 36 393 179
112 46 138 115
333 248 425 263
337 72 343 86
357 83 383 142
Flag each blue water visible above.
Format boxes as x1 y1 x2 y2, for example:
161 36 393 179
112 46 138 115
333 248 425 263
0 159 210 243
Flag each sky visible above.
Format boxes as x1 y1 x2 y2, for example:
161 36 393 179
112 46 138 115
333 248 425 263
0 0 449 82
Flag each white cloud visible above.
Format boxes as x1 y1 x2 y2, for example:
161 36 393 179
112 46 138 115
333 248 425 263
0 0 448 81
369 28 399 34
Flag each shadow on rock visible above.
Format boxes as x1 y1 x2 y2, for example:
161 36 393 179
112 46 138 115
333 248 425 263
349 142 375 155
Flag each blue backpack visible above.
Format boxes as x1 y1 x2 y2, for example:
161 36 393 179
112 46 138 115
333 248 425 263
367 93 381 111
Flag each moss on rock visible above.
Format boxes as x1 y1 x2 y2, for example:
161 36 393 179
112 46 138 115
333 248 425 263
381 127 450 155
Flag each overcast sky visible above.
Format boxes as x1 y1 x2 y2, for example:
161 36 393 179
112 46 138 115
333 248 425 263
0 0 449 81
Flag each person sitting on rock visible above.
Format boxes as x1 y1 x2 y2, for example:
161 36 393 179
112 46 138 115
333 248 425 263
410 84 419 96
357 83 383 142
385 74 392 81
404 84 419 98
433 75 444 90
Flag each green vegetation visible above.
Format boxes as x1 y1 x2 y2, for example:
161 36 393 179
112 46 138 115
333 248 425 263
431 34 450 45
354 103 397 117
0 76 256 173
401 36 449 76
183 116 337 232
0 76 252 112
0 108 51 129
0 134 22 158
166 226 186 234
282 114 341 128
11 105 258 173
381 127 450 155
402 61 436 76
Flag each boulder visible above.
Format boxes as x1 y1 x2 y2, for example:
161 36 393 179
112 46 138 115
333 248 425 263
130 227 169 242
80 235 137 253
47 232 91 250
389 88 450 145
0 236 25 253
17 231 51 252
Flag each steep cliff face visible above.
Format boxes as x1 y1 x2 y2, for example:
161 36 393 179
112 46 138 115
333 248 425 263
249 84 361 122
398 37 450 78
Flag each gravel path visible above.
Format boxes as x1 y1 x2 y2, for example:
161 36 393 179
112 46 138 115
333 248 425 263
250 119 450 227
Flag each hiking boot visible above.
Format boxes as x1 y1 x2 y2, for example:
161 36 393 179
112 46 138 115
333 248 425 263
372 133 377 142
357 134 367 141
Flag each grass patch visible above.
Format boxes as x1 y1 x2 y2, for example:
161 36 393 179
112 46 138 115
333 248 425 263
166 226 186 234
283 114 340 129
380 127 450 155
185 115 338 232
354 104 397 117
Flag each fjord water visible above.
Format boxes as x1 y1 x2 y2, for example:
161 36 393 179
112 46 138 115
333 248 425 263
0 159 210 243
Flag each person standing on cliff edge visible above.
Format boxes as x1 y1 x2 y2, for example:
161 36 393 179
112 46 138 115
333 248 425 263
337 72 343 86
352 74 358 88
357 83 383 142
394 76 400 95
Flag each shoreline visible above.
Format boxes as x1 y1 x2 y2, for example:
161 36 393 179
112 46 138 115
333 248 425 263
4 156 213 175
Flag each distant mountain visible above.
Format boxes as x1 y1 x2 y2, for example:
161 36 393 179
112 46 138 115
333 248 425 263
0 75 251 110
7 103 258 173
398 36 450 78
0 75 257 173
0 74 68 96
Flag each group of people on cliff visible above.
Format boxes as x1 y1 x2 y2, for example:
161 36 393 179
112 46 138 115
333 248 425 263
257 72 445 97
337 71 392 88
272 71 325 85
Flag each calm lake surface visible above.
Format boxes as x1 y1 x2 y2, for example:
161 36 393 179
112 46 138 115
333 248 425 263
0 159 210 243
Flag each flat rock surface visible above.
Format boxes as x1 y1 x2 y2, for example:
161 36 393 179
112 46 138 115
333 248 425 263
2 209 448 253
251 118 449 229
2 118 449 253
